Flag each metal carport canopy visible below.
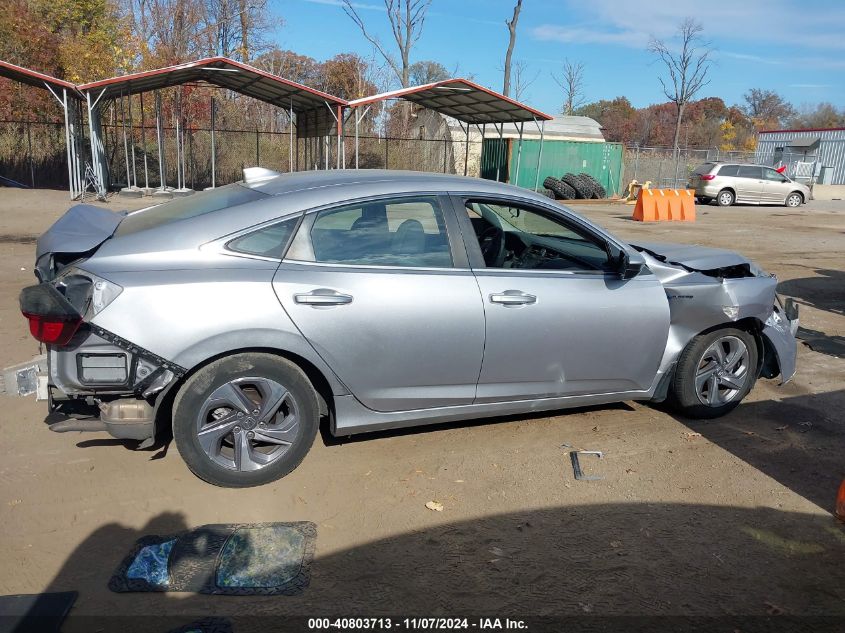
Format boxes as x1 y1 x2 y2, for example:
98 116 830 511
346 78 552 187
0 60 85 198
0 60 80 94
78 57 348 138
346 78 552 124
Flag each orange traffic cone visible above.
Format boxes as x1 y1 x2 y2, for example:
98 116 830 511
836 479 845 522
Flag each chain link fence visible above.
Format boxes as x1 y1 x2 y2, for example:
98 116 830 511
623 146 758 189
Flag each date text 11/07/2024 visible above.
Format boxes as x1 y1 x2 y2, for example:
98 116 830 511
308 618 528 630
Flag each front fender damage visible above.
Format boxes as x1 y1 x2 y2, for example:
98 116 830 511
639 250 798 386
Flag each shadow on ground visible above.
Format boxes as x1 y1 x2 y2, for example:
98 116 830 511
22 502 845 633
674 389 845 512
778 269 845 317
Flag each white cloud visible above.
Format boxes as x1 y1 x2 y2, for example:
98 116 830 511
303 0 384 11
531 25 648 48
531 0 845 51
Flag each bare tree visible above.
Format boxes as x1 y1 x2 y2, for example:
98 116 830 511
512 60 539 102
341 0 432 87
552 59 585 115
648 18 712 151
501 0 522 96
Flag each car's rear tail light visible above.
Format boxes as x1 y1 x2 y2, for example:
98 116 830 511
19 283 84 346
22 312 82 345
700 174 716 181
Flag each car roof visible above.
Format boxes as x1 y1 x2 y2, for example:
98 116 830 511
246 169 548 201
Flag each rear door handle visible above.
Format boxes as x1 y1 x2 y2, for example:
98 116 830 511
490 291 536 306
294 289 353 305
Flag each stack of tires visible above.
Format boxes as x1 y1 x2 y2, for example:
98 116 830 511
541 173 607 201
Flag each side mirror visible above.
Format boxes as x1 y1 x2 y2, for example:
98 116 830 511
613 247 644 279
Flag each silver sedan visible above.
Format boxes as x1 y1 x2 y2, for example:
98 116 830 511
20 169 798 487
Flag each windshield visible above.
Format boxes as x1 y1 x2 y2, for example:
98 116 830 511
115 184 268 237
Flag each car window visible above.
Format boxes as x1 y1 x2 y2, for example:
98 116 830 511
737 165 762 179
717 165 739 177
762 168 788 182
464 201 612 272
227 216 300 258
288 196 453 268
115 184 267 236
693 163 716 175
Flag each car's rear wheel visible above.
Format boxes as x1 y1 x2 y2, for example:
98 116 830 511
173 352 319 487
785 192 803 207
669 327 758 419
717 189 735 207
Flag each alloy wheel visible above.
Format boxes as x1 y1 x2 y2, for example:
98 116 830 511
195 377 300 471
694 335 750 407
786 193 802 207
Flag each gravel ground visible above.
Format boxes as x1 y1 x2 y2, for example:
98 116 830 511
0 188 843 631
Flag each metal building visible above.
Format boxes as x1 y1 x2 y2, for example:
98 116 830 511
755 127 845 185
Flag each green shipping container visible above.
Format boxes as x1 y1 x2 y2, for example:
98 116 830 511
481 139 624 195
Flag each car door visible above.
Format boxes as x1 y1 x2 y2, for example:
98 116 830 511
761 167 791 203
273 194 485 412
452 196 670 402
735 165 764 203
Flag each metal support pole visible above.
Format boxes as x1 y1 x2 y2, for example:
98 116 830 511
514 121 524 186
355 108 360 169
86 89 108 197
128 90 137 188
289 100 294 172
443 138 448 173
255 128 260 166
463 122 470 177
337 105 343 169
324 135 329 170
175 111 181 189
26 120 34 188
155 90 166 190
385 136 389 169
533 119 545 192
210 97 216 188
121 91 130 188
58 88 74 198
495 123 504 183
140 92 149 190
634 144 640 181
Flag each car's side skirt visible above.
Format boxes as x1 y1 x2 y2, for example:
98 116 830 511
332 388 656 436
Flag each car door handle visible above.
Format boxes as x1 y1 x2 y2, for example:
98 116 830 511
294 289 353 305
490 291 536 306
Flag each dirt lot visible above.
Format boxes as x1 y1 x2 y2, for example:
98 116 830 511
1 188 843 631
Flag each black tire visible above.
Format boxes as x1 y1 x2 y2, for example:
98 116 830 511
541 187 555 199
543 176 576 200
580 173 606 198
696 196 710 205
785 191 803 208
716 189 735 207
561 173 589 199
172 352 319 487
668 327 758 419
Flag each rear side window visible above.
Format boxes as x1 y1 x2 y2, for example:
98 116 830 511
227 216 300 258
115 184 267 236
717 165 739 177
693 163 716 175
287 197 453 268
737 165 762 179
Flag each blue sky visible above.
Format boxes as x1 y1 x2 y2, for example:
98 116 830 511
272 0 845 114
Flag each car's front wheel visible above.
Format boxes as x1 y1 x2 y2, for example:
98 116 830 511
785 192 803 208
173 352 319 487
669 327 758 419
